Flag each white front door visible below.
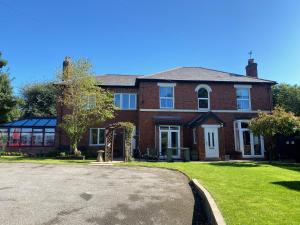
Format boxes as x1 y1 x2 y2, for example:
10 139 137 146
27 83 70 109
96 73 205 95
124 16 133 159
204 127 219 158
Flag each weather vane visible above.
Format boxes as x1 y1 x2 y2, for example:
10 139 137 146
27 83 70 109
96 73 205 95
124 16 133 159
248 50 253 59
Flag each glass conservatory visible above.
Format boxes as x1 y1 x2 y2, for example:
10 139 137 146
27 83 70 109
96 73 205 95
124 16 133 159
0 118 56 147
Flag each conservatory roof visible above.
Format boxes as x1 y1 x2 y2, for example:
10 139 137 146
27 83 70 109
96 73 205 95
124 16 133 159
0 117 57 128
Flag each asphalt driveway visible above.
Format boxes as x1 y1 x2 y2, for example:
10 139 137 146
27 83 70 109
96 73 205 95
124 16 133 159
0 163 197 225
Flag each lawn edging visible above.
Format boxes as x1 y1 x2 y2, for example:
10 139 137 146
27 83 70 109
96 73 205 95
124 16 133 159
192 179 226 225
121 163 226 225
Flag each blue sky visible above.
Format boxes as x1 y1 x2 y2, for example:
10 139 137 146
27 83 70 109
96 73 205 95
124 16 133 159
1 0 300 93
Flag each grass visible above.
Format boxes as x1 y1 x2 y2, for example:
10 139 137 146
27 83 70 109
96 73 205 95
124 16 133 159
124 161 300 225
0 156 95 164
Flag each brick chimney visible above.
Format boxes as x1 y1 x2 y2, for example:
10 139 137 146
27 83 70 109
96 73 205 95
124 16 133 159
245 58 258 77
62 56 72 80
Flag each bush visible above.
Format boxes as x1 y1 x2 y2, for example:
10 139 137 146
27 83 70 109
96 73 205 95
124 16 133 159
74 150 82 157
0 151 24 156
59 152 66 157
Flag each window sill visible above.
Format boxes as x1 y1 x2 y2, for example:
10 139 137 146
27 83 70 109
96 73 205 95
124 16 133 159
237 109 252 112
115 109 137 111
198 109 209 112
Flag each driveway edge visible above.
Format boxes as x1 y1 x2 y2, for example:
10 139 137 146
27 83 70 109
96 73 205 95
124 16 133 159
191 179 226 225
120 164 226 225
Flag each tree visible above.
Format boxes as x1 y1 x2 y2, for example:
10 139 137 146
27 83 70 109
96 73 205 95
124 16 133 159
249 106 300 159
20 82 58 117
0 52 8 69
272 83 300 116
0 53 16 123
57 58 115 154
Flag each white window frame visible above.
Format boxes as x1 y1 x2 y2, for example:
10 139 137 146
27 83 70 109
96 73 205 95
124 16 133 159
82 95 96 110
193 128 197 144
158 83 176 109
114 93 137 110
233 120 264 158
234 85 251 111
158 125 180 159
89 128 105 146
195 84 212 111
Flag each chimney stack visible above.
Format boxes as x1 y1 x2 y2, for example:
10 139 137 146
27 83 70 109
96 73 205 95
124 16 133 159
245 58 258 77
62 56 72 80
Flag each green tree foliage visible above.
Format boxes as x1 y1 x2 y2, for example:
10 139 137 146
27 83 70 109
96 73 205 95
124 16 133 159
57 58 115 154
0 53 16 123
250 106 300 137
20 82 58 117
249 107 300 159
0 52 8 68
272 83 300 116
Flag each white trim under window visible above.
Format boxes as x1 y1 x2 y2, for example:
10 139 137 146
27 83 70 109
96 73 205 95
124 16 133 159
195 84 212 111
89 128 105 146
159 85 175 109
235 85 251 111
114 93 137 110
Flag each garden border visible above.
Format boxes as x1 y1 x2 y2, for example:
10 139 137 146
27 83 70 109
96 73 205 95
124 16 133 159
192 179 226 225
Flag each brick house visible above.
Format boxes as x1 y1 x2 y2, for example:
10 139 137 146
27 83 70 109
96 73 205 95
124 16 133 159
57 58 276 160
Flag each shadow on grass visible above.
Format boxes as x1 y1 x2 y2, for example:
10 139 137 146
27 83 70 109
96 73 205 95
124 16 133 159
272 181 300 191
268 163 300 173
209 162 260 168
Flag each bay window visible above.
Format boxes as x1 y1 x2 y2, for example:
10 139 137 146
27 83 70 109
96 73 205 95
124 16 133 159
234 120 264 158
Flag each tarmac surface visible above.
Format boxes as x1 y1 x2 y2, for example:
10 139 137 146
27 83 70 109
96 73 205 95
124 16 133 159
0 163 198 225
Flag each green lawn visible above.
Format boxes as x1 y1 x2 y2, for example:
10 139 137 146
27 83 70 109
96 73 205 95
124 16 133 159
124 161 300 225
0 156 94 164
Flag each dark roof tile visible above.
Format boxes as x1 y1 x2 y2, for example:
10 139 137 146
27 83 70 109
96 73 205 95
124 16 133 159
139 66 275 84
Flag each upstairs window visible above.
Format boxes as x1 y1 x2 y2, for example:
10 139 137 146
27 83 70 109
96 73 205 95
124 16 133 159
195 84 212 110
159 84 175 109
235 86 251 111
82 95 96 109
198 88 209 109
114 93 137 110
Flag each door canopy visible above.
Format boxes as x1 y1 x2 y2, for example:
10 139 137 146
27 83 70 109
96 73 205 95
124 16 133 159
188 112 225 128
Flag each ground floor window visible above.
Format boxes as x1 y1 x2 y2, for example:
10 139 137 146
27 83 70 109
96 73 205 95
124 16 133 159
159 125 180 158
234 120 264 157
0 127 56 147
0 128 8 146
89 128 105 146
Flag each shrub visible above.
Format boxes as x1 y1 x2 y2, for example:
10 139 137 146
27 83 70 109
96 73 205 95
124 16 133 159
59 152 66 157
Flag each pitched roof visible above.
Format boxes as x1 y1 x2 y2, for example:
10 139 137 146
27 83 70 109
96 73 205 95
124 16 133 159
95 74 140 86
95 66 275 86
139 66 275 84
188 112 225 127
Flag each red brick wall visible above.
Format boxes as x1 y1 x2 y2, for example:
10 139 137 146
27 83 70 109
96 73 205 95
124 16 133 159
56 86 139 152
57 81 273 159
139 81 272 110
